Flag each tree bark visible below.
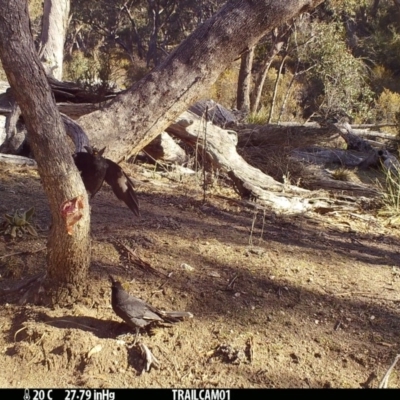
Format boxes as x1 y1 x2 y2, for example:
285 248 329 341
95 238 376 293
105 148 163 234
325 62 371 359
78 0 325 161
236 46 254 112
0 0 90 305
38 0 71 80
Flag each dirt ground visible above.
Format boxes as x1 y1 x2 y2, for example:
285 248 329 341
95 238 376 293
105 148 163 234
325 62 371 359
0 158 400 388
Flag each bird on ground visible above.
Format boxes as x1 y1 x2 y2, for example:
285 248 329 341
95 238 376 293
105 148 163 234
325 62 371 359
73 146 140 217
109 275 193 338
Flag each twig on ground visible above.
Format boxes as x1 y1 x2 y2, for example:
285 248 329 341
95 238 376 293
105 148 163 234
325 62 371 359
0 246 46 260
259 209 266 243
249 211 257 246
138 342 160 373
14 326 28 342
227 274 239 290
116 241 169 278
379 354 400 388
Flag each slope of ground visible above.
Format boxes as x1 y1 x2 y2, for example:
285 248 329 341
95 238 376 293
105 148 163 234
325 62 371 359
0 162 400 388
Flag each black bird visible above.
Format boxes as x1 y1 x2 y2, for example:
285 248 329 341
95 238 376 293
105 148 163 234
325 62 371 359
73 146 140 217
109 275 193 337
73 146 107 197
16 141 139 216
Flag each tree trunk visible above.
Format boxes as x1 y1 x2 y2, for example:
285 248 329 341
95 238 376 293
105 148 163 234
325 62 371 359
78 0 325 161
236 46 254 112
268 53 288 123
146 0 161 68
38 0 70 80
0 0 90 306
250 28 289 114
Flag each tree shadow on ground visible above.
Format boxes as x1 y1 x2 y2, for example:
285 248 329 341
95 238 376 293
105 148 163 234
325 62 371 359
1 166 400 386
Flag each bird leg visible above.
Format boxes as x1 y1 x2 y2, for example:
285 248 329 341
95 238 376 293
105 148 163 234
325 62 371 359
133 327 140 345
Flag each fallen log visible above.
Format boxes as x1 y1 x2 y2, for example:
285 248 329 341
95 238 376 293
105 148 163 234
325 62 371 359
0 153 37 166
166 111 338 213
142 132 188 164
291 147 363 167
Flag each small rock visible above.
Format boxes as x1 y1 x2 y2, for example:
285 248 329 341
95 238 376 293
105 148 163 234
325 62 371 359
247 247 266 256
87 344 102 359
180 263 195 272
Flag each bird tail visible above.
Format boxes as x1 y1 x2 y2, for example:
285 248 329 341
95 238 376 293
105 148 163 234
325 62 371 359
160 311 193 322
125 175 140 217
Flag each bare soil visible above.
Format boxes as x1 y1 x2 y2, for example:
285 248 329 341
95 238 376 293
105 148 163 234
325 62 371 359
0 161 400 388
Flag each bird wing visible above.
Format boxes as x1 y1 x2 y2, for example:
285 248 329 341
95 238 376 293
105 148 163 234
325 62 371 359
104 159 140 217
118 292 163 322
73 152 107 198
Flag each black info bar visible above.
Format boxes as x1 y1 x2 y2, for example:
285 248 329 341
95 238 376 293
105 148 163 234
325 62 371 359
5 389 234 400
1 388 379 398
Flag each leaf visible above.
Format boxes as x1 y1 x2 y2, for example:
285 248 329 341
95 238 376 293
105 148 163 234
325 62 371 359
4 214 13 224
10 226 17 238
24 207 35 222
26 224 38 237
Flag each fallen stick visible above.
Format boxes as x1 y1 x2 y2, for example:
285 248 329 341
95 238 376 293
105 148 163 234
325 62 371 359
379 354 400 388
0 246 46 259
138 342 160 373
116 241 169 278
